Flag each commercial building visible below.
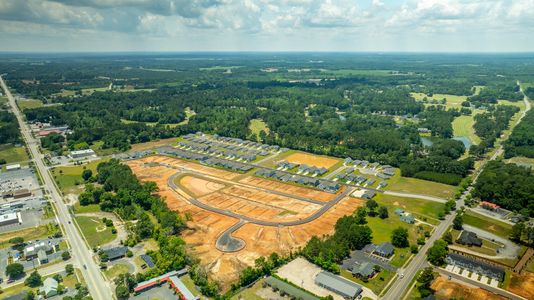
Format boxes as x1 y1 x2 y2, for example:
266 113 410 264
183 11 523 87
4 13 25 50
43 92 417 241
69 149 96 159
314 271 362 299
446 253 505 281
0 212 22 227
134 269 198 300
5 164 21 171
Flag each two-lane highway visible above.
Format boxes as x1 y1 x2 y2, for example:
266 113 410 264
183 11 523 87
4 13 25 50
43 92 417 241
1 76 112 300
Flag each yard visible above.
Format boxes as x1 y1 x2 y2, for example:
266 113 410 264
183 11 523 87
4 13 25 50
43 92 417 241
104 263 130 279
373 193 445 221
0 145 29 164
340 267 395 295
73 202 101 214
74 216 116 248
463 211 512 239
386 172 457 199
230 279 265 300
0 225 50 249
51 158 107 194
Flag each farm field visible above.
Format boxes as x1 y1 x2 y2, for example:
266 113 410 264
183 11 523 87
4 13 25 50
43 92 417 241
463 211 512 238
386 173 456 199
16 98 43 110
75 215 116 247
0 145 29 164
126 155 364 287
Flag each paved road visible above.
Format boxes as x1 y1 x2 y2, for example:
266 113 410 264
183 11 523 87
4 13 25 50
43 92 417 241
462 224 520 259
0 76 112 300
435 267 527 300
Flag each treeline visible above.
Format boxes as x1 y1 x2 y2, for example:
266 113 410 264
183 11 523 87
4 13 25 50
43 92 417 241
418 106 460 138
505 109 534 158
0 110 21 144
301 209 372 273
470 105 519 157
472 160 534 216
467 83 523 107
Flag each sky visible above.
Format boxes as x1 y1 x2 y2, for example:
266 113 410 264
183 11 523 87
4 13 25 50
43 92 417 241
0 0 533 52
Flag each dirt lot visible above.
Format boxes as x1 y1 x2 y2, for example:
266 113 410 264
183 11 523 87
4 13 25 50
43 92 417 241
431 276 507 300
179 175 226 196
285 152 340 168
126 155 364 288
507 272 534 300
239 175 338 202
130 137 177 151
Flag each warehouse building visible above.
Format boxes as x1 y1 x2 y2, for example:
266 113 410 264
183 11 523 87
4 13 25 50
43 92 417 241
314 271 362 299
69 149 96 159
0 212 22 227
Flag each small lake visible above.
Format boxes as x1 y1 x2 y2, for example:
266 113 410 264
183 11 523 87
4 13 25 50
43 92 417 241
452 136 473 149
421 137 433 147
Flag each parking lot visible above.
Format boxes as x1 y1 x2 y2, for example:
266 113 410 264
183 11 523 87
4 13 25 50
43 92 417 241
0 168 40 196
341 248 397 273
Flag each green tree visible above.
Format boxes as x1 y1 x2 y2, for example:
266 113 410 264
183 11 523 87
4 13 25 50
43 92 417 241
354 207 367 224
391 227 409 248
510 222 525 242
5 263 24 278
115 285 129 300
453 213 463 230
417 267 435 297
65 264 74 275
25 271 42 287
135 213 154 239
443 231 453 244
81 169 93 181
366 200 378 216
427 240 448 266
62 251 71 260
378 206 388 219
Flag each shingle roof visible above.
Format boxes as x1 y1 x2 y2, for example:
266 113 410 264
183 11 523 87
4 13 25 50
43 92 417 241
315 271 362 298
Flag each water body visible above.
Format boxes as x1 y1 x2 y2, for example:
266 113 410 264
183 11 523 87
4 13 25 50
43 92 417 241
452 136 473 149
420 137 433 147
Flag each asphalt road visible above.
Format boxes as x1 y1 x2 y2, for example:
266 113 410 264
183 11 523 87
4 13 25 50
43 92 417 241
0 76 112 300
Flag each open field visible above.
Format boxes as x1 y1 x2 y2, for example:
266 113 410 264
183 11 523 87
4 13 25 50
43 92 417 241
249 118 270 137
17 99 43 110
506 156 534 168
126 155 364 287
75 215 116 247
411 92 467 109
386 172 456 199
130 137 178 152
200 65 242 71
373 193 444 222
285 152 340 168
507 272 534 300
0 225 49 249
105 263 130 279
463 211 512 238
73 202 101 214
51 158 107 194
320 69 393 76
0 145 29 164
452 114 482 145
340 268 394 295
431 276 507 300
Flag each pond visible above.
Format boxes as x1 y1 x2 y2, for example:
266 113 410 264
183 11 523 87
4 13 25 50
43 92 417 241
420 137 433 147
452 136 473 149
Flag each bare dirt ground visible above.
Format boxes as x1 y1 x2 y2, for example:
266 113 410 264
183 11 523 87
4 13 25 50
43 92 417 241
179 175 226 197
285 152 340 168
507 272 534 300
126 155 364 288
130 137 177 151
431 276 507 300
239 176 338 202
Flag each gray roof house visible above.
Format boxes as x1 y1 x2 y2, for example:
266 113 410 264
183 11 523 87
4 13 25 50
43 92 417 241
102 246 128 261
374 242 394 258
315 271 362 299
400 214 415 224
351 262 375 278
40 277 59 298
457 231 483 247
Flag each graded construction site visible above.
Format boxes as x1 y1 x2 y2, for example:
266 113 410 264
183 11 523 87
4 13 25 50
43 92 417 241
126 155 364 287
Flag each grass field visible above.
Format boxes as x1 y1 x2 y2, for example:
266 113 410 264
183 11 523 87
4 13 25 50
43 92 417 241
249 118 270 137
104 263 130 279
73 202 101 214
366 215 431 246
386 172 457 199
0 145 29 164
506 156 534 168
51 159 107 193
75 216 116 247
17 99 43 110
340 268 395 295
411 92 467 109
230 279 265 300
373 194 444 221
0 225 50 249
452 114 482 145
463 211 512 238
450 229 501 256
320 69 393 76
82 87 110 95
0 96 7 105
200 65 242 71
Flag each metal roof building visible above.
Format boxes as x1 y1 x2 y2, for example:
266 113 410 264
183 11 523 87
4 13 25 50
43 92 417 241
314 271 362 299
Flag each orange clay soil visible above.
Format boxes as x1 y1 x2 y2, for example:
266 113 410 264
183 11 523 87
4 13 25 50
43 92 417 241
431 276 507 300
507 272 534 300
126 155 364 289
179 175 226 197
285 152 340 168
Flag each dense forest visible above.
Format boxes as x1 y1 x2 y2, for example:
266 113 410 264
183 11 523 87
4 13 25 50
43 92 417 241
3 53 534 186
505 110 534 158
0 110 20 144
472 161 534 216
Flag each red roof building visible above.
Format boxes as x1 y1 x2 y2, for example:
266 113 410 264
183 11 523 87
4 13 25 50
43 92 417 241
480 201 499 211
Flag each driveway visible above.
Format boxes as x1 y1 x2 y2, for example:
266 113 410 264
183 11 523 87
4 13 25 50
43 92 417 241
462 224 520 258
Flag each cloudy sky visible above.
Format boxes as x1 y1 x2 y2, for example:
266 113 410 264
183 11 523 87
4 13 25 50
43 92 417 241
0 0 533 52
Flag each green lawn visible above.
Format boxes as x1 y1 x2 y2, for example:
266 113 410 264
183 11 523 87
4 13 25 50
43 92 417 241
0 145 29 164
506 156 534 168
231 279 265 300
340 268 395 295
366 215 430 251
73 202 101 214
180 275 201 296
386 171 457 199
104 263 130 279
0 225 50 249
51 159 107 193
411 92 467 109
463 211 512 238
452 114 482 145
75 216 116 248
17 99 43 110
249 118 270 137
374 193 445 221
